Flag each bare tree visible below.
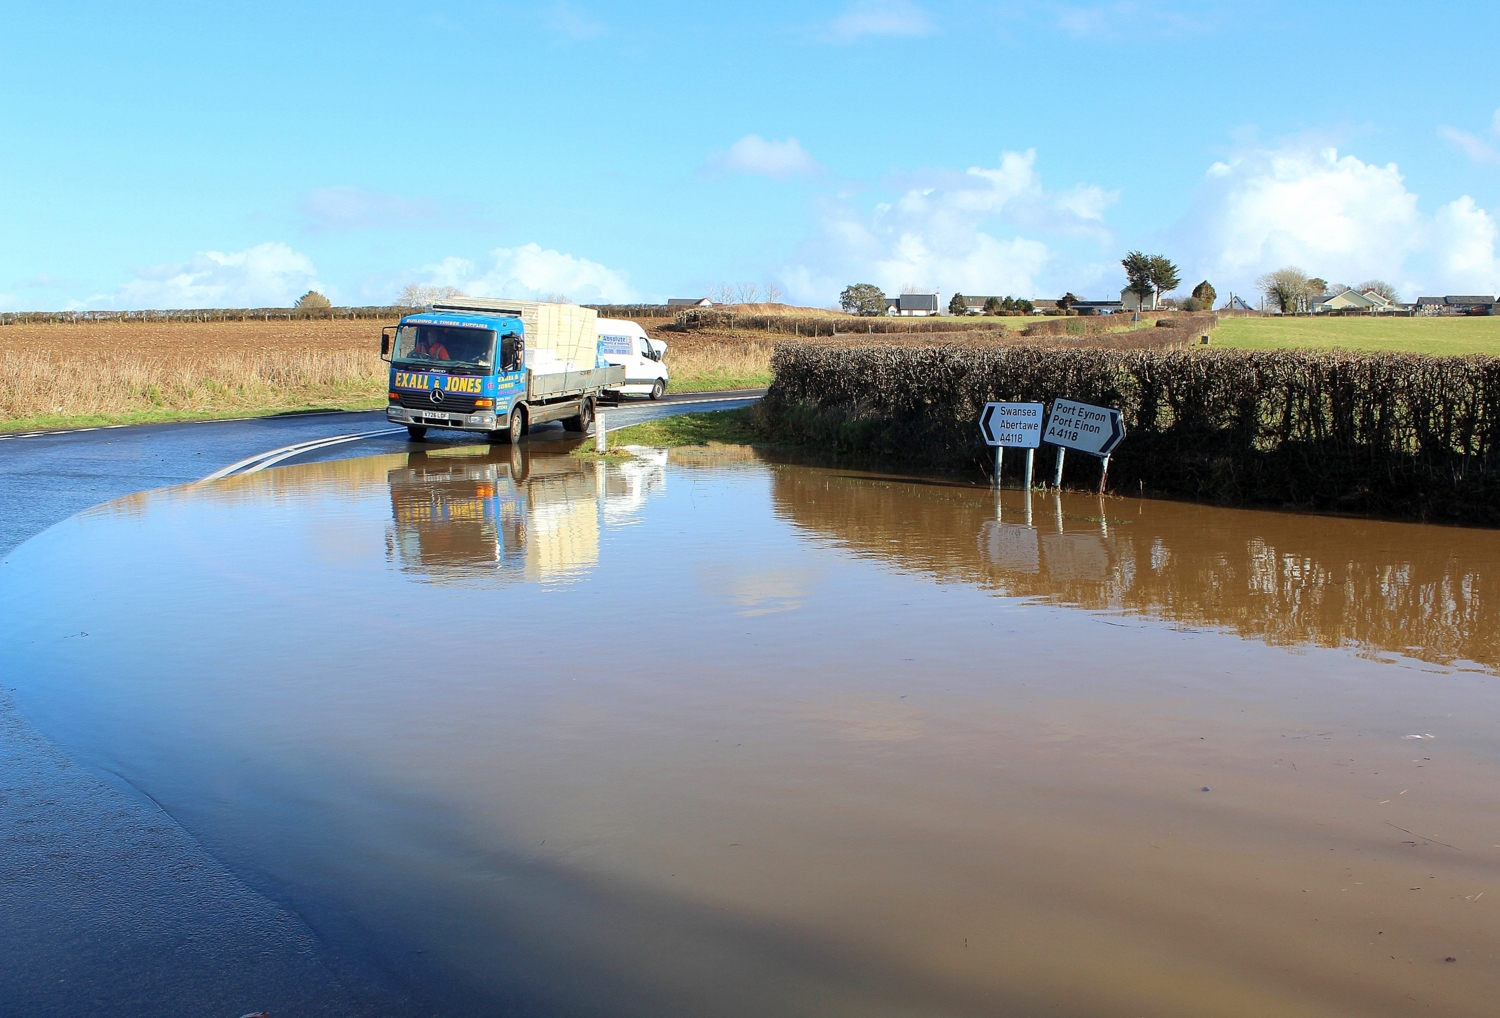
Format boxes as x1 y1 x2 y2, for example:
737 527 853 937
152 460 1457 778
396 284 463 308
763 282 785 303
540 292 570 304
735 282 762 304
1359 279 1400 303
709 283 736 305
1255 266 1311 314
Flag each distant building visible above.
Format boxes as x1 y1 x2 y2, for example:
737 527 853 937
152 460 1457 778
1222 295 1255 311
667 297 714 307
1312 288 1400 313
1073 299 1123 315
957 295 1002 314
1031 298 1059 312
1121 289 1153 311
886 292 940 316
1414 295 1496 315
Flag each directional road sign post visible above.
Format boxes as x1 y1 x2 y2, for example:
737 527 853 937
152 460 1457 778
1042 398 1126 492
980 402 1044 490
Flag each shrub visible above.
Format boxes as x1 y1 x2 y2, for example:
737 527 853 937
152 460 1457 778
760 341 1500 524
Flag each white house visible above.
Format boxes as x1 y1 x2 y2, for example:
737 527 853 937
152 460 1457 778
667 297 714 308
886 293 940 316
1311 288 1399 313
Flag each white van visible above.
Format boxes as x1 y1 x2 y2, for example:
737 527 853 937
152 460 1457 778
597 317 669 400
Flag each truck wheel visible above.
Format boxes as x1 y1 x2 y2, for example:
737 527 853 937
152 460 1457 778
650 378 666 401
507 405 527 445
564 397 594 433
406 425 428 440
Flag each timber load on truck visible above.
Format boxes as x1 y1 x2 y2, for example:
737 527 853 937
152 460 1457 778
381 296 626 444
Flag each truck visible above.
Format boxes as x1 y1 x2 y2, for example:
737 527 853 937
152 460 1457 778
381 297 626 443
597 317 669 400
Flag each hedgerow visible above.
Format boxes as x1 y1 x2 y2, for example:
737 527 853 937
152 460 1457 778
759 344 1500 524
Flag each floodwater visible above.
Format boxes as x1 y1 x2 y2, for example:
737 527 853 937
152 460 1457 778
2 443 1497 1016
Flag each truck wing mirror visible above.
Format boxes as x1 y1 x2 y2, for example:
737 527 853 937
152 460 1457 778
380 326 395 360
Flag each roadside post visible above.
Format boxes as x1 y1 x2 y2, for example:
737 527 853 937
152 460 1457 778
1041 398 1126 492
979 402 1044 489
595 408 608 453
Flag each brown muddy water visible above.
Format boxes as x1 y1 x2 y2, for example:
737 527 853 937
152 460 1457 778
1 444 1497 1016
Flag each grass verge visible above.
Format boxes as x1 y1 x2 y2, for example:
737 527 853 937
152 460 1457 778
599 407 761 449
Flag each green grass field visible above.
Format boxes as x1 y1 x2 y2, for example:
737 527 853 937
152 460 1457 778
1212 315 1500 357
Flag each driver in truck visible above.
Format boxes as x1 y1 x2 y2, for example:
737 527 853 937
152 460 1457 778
415 331 451 361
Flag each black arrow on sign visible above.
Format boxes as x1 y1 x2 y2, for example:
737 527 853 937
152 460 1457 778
1099 411 1125 456
980 403 999 445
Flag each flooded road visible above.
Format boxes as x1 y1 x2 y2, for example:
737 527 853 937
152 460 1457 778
2 445 1497 1016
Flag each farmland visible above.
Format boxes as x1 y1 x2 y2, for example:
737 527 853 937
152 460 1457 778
1211 314 1500 356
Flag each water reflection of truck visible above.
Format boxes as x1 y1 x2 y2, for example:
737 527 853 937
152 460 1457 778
386 447 603 584
381 297 626 444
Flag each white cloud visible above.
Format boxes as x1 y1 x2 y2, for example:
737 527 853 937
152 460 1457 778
547 1 605 39
414 243 637 303
704 136 823 179
786 150 1115 303
826 0 933 41
112 242 323 309
299 187 452 232
1438 126 1500 166
1176 144 1500 299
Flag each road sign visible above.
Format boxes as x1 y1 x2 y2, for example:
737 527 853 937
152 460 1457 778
1042 399 1125 458
980 402 1045 448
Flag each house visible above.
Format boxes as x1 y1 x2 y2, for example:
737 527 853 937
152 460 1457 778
1121 289 1153 311
1073 299 1123 315
1223 295 1255 311
667 297 714 307
1414 295 1496 315
1031 299 1059 312
1311 288 1401 313
959 295 1003 314
886 292 940 316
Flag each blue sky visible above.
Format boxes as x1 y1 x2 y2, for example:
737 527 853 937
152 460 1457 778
4 0 1500 310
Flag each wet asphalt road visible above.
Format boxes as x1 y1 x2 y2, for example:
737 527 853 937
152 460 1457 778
0 389 763 557
0 389 760 1018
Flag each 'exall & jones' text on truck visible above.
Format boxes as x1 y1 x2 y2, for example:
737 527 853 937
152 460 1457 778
381 297 627 442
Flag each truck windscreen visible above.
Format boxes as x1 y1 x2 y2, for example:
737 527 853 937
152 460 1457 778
392 325 496 370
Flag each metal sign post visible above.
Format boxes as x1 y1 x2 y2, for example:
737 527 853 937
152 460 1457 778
1042 398 1126 491
595 409 608 453
979 402 1044 490
1024 448 1035 490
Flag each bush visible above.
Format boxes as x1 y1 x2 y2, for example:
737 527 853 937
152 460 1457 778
760 341 1500 524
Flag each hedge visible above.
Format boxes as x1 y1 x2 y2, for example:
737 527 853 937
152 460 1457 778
759 345 1500 525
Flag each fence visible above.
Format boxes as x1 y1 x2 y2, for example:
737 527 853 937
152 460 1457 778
759 344 1500 525
1 306 411 325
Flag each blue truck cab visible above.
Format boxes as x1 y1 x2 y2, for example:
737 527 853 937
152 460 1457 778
380 298 624 444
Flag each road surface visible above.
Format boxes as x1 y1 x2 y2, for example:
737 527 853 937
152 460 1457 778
0 389 763 557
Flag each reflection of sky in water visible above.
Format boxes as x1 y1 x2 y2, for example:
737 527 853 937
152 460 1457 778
5 448 1500 1016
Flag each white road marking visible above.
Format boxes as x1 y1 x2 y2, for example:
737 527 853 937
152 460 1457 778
200 428 405 481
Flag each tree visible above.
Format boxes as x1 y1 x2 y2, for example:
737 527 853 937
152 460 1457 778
295 290 332 309
735 282 762 304
1015 298 1035 314
541 292 570 304
1191 280 1216 307
840 283 887 316
709 283 736 305
763 282 786 303
1147 255 1180 309
1359 279 1400 303
1306 278 1329 298
1255 266 1311 314
1121 251 1154 307
396 284 462 308
948 292 970 315
983 296 1004 315
1057 292 1079 311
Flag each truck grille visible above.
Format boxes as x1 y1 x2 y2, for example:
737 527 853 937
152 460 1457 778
394 392 483 414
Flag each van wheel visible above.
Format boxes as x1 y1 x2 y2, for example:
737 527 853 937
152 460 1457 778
406 425 428 440
650 378 665 401
564 397 594 433
507 405 527 444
